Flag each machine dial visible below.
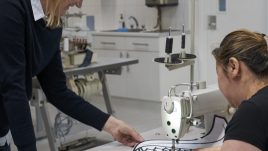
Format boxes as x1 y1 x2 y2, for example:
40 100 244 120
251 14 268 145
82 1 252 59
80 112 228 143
164 100 174 114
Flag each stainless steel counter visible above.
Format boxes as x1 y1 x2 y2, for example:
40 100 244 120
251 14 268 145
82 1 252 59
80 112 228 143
91 30 183 38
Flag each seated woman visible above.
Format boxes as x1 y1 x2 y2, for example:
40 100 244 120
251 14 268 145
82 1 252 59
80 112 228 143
197 29 268 151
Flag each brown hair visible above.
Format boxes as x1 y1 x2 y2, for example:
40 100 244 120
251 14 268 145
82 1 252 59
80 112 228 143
43 0 63 28
212 29 268 78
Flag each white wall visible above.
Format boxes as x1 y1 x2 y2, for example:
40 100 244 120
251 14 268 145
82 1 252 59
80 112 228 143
69 0 268 85
195 0 268 85
70 0 189 31
267 0 268 34
67 0 102 30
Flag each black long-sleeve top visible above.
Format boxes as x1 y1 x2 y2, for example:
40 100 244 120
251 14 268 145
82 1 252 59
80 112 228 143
0 0 110 150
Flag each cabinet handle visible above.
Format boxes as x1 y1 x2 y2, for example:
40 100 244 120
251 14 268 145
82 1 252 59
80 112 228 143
120 52 123 58
132 42 149 46
126 52 130 72
126 66 130 72
101 42 116 45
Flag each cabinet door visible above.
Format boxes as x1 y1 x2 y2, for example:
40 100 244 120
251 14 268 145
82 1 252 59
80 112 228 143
125 51 160 101
92 36 125 50
126 37 159 52
95 50 127 98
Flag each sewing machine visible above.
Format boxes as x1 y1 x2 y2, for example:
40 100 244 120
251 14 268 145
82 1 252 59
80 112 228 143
161 82 230 150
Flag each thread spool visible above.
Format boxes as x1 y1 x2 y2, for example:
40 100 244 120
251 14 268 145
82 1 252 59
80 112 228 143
84 79 102 100
164 27 173 63
63 38 69 52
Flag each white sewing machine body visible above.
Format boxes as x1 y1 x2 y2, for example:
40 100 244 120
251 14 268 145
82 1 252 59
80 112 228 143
161 84 229 140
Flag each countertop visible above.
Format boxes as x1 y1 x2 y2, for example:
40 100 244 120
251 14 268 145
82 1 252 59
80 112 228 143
91 30 185 38
85 127 169 151
86 127 206 151
86 116 227 151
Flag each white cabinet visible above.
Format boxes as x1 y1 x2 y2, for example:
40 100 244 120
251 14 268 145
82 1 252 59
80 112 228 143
125 51 160 101
93 36 125 50
92 32 190 101
125 37 159 52
96 50 127 97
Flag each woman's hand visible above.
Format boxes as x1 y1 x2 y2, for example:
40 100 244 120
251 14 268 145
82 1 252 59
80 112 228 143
103 116 144 147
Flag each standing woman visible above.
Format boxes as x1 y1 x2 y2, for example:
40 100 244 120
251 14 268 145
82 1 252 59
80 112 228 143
0 0 143 150
196 29 268 151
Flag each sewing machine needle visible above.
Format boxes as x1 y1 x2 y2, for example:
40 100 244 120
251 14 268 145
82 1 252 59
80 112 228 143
171 139 176 151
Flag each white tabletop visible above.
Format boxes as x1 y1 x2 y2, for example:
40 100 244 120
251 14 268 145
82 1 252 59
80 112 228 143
85 127 168 151
87 116 227 151
86 127 206 151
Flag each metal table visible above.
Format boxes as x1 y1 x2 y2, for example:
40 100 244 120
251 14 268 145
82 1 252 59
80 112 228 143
64 57 138 114
31 57 139 151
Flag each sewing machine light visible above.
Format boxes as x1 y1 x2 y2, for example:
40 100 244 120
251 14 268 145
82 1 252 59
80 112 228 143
191 118 201 126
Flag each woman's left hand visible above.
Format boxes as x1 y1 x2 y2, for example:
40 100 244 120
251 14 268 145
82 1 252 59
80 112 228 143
103 116 144 147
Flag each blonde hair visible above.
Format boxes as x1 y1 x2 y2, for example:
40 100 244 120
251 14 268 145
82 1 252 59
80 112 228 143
44 0 63 28
212 29 268 78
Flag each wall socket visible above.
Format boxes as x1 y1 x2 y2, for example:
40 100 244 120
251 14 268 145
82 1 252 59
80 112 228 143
208 15 217 30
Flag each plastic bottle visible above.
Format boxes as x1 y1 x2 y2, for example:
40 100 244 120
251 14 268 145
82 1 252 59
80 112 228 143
118 14 127 32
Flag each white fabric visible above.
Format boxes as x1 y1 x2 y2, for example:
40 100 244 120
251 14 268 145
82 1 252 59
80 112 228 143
0 130 11 146
30 0 45 21
133 116 227 150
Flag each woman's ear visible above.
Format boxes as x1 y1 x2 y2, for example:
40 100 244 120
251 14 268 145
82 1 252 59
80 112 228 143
227 57 240 78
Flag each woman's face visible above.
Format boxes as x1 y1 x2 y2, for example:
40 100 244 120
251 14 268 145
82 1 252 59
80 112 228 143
59 0 83 15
